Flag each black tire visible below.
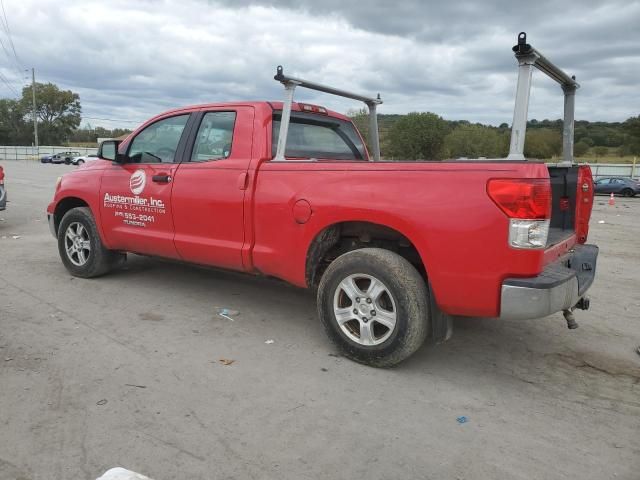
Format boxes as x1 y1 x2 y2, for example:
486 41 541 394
621 188 633 197
57 207 124 278
64 158 71 165
76 159 84 165
317 248 429 367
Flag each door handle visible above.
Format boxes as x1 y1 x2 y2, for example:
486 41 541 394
237 172 249 190
152 174 172 183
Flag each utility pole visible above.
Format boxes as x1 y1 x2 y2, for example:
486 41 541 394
31 68 39 153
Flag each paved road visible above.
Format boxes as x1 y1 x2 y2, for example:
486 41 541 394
1 161 639 480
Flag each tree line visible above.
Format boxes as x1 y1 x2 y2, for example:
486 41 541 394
2 82 639 160
0 82 81 145
351 111 640 160
0 83 131 146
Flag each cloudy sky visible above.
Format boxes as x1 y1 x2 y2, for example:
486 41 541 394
0 0 638 128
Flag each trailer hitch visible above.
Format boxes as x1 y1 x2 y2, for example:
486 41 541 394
563 309 579 329
562 296 590 329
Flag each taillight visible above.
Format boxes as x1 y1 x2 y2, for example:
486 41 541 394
487 179 551 219
575 165 594 244
487 178 551 249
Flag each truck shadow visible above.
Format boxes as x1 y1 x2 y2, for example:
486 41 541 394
406 315 640 412
105 254 640 412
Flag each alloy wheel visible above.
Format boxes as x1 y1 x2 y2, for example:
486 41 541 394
333 273 397 346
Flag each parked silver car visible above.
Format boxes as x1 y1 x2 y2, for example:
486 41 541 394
594 177 640 197
51 151 81 164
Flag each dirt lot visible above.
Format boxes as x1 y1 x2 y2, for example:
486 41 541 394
1 160 639 480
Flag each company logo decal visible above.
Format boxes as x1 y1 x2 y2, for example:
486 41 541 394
130 170 146 195
103 169 165 228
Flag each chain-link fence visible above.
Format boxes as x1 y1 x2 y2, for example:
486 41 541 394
0 146 98 161
587 162 638 180
0 146 637 179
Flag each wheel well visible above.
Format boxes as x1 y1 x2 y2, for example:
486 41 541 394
54 197 89 234
305 221 425 288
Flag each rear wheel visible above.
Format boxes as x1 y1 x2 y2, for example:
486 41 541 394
58 207 124 278
64 157 71 165
621 188 634 197
317 248 429 367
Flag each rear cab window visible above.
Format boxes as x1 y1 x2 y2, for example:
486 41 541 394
272 111 368 161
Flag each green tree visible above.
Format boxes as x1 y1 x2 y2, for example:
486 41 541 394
386 112 450 160
593 146 608 158
20 82 81 145
443 124 508 158
68 125 133 145
524 129 562 159
0 99 30 145
624 116 640 136
616 145 629 157
624 116 640 155
573 141 589 157
348 107 370 147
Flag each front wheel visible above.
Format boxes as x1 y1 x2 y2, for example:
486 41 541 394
58 207 124 278
317 248 429 367
76 159 84 165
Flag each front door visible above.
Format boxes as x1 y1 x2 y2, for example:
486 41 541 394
99 113 192 258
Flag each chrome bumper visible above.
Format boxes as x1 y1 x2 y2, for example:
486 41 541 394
500 244 598 320
47 213 57 238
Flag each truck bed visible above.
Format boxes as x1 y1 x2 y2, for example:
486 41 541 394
250 158 569 318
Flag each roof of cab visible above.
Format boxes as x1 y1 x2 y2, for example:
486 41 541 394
144 101 351 124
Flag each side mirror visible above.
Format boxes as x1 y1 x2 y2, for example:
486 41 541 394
98 140 123 162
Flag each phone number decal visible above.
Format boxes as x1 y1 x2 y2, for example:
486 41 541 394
114 210 155 227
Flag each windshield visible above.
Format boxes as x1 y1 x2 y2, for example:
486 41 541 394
272 111 367 160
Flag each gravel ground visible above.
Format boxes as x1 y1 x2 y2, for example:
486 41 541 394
1 160 639 480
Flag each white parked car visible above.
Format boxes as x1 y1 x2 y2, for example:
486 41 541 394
72 154 100 165
51 151 81 164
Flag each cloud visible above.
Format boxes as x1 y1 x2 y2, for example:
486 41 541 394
0 0 638 129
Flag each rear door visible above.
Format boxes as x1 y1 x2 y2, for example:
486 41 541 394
609 178 625 194
171 106 254 270
99 113 193 258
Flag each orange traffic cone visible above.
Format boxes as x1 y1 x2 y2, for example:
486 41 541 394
608 192 615 206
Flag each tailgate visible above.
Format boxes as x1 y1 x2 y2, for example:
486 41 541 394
546 164 594 248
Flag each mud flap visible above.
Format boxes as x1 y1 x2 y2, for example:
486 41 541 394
429 281 453 343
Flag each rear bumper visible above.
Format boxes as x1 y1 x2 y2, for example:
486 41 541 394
500 244 598 320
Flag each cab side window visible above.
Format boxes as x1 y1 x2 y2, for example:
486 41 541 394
191 112 237 162
128 114 190 163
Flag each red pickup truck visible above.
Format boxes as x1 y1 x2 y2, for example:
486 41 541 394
47 34 598 366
